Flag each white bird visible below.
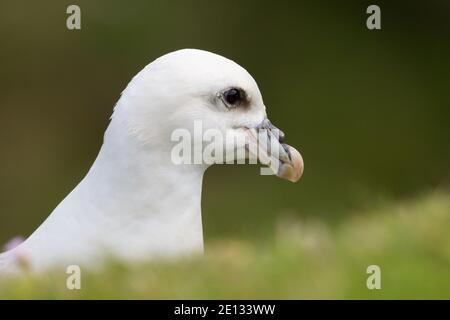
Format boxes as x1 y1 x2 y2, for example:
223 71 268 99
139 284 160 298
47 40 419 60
0 49 303 272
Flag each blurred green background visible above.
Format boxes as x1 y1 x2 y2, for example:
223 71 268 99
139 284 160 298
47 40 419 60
0 0 449 298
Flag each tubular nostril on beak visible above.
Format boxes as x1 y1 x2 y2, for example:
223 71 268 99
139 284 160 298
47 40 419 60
258 118 272 129
256 117 286 142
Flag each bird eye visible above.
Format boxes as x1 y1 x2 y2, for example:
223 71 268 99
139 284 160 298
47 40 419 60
223 88 243 106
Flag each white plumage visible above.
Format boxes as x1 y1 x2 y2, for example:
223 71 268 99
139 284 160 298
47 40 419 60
0 49 303 272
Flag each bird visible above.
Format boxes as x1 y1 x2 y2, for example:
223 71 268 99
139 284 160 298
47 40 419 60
0 49 303 272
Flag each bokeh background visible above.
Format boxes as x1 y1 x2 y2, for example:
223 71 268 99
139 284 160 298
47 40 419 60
0 0 449 298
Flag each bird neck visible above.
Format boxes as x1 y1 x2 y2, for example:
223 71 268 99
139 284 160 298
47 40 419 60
79 120 208 259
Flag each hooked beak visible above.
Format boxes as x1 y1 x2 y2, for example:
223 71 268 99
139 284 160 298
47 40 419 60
245 118 304 182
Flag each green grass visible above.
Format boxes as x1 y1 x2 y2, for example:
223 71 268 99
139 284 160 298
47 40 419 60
1 190 449 299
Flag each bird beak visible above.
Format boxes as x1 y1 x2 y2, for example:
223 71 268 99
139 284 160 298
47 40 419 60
245 119 304 183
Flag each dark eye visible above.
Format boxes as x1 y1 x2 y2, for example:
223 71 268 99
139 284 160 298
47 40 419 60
223 88 243 106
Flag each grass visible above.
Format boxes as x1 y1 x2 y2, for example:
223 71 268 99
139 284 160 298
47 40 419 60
1 190 449 299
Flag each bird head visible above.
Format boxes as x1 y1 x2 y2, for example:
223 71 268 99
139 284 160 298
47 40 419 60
113 49 303 182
